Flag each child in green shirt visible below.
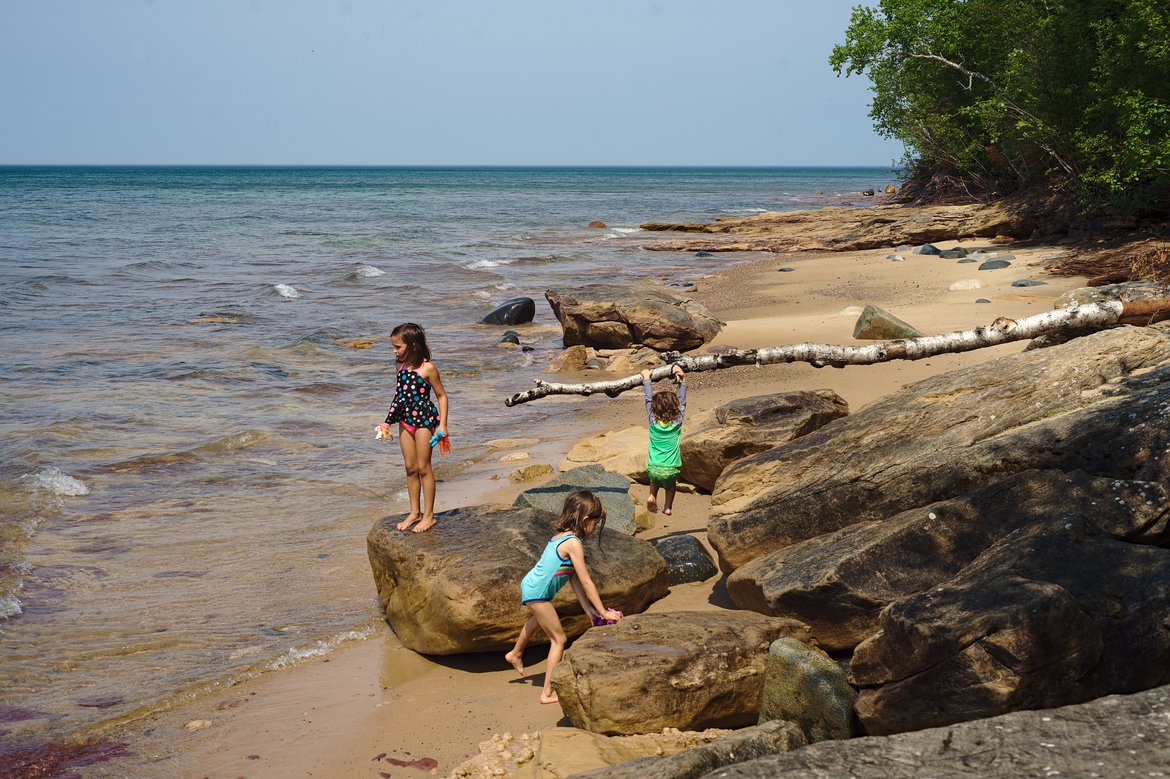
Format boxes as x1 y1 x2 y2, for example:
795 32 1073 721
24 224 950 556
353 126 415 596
640 364 686 515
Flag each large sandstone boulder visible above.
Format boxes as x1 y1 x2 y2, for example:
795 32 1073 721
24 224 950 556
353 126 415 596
551 612 812 735
680 391 848 491
513 464 638 536
546 285 724 351
725 469 1169 651
559 427 648 483
708 324 1170 572
366 504 669 655
849 515 1170 735
660 684 1170 779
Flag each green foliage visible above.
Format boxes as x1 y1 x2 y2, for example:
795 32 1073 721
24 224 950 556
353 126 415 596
831 0 1170 216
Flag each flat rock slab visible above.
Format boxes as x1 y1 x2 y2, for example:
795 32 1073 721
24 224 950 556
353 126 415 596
514 464 637 535
367 504 668 655
552 611 812 735
697 684 1170 779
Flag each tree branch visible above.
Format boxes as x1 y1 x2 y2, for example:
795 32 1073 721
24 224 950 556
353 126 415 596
503 300 1169 407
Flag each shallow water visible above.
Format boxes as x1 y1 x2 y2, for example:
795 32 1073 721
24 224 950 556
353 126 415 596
0 165 893 748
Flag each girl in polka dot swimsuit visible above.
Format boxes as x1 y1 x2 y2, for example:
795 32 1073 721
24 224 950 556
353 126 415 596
378 322 449 533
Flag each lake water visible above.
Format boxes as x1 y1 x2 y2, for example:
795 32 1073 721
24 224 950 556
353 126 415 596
0 166 894 751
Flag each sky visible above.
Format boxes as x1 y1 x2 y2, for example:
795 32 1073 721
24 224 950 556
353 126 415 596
1 1 903 166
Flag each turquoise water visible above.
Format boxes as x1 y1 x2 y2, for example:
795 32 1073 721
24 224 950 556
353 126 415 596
0 166 894 747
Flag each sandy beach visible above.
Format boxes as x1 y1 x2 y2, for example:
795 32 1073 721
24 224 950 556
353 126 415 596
110 234 1089 778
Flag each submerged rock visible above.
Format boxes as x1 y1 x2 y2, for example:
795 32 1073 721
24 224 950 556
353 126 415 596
482 297 536 326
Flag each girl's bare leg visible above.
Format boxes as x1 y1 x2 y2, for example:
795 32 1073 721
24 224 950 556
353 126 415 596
527 601 567 704
396 428 421 531
505 613 539 675
411 427 437 532
663 486 677 516
646 484 659 513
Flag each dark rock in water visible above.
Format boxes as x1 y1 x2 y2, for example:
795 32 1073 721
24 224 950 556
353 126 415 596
957 258 978 264
499 330 521 345
514 464 636 535
652 535 719 585
588 221 607 229
695 251 715 258
978 259 1012 270
912 244 941 255
862 189 876 196
778 267 795 273
939 248 968 259
0 740 134 777
521 345 534 352
76 695 124 709
1012 278 1048 287
482 297 536 326
975 298 991 303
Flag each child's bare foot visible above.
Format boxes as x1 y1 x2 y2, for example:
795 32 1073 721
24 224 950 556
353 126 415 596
539 690 559 704
663 507 673 516
411 515 437 533
646 494 658 513
396 513 420 531
505 651 525 676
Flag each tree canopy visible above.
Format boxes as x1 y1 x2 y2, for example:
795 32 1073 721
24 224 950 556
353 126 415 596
830 0 1170 217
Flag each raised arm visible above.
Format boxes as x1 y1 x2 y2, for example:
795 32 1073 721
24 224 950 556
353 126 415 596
640 368 655 424
674 364 687 424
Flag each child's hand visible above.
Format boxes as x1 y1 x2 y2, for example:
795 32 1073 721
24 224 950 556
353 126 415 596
640 368 653 380
672 364 685 379
375 423 393 441
604 608 624 622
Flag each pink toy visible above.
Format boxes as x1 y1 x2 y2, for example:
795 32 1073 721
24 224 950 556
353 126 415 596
591 609 623 626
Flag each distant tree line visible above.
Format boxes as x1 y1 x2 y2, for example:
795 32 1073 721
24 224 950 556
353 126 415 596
830 0 1170 218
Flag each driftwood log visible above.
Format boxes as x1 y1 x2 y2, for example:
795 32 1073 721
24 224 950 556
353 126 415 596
504 299 1170 407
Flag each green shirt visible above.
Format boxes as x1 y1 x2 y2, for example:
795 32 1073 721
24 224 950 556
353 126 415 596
643 378 686 468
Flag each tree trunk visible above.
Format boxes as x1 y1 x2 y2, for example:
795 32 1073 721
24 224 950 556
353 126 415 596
503 300 1170 407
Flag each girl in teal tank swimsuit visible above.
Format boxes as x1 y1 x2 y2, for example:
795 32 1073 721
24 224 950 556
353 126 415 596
507 491 623 704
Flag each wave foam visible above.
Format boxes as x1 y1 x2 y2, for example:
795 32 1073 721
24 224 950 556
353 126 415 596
0 593 22 620
21 466 90 497
273 283 300 298
610 227 639 234
463 258 515 270
266 625 377 670
355 264 385 277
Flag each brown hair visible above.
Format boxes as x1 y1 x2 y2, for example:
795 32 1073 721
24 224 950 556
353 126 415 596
553 490 606 541
391 322 431 368
651 388 681 423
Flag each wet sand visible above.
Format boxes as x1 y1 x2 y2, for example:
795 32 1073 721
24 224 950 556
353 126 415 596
106 237 1088 778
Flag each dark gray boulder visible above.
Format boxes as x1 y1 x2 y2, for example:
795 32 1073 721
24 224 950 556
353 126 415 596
938 248 967 259
978 259 1012 270
652 535 719 585
912 243 940 255
482 297 536 325
514 464 637 535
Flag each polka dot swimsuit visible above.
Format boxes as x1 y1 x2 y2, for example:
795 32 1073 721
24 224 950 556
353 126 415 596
384 362 440 430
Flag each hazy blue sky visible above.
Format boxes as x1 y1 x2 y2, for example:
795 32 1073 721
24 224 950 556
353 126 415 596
2 1 902 166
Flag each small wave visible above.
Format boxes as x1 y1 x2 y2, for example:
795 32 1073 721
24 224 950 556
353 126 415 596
463 258 515 270
266 624 377 670
610 227 640 234
354 264 385 277
273 283 300 298
717 208 769 214
21 466 90 497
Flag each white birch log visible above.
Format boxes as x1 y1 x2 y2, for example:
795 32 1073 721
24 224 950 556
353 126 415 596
503 299 1170 407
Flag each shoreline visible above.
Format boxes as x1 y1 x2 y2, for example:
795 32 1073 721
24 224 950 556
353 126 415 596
100 223 1092 777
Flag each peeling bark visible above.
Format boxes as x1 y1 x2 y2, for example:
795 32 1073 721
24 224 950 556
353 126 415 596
503 300 1170 407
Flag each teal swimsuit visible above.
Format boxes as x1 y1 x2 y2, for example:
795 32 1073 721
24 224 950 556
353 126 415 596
520 533 579 604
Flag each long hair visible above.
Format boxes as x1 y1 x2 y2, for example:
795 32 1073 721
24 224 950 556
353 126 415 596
651 388 681 423
553 490 606 541
391 322 431 368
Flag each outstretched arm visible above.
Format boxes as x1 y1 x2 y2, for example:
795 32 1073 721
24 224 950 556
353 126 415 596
562 538 617 618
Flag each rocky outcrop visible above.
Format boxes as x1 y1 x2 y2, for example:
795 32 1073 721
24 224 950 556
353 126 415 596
725 469 1169 651
513 464 638 536
560 427 648 483
546 285 724 351
708 324 1170 572
669 684 1170 779
680 391 848 491
849 513 1170 735
639 202 1033 254
551 612 812 735
366 504 668 655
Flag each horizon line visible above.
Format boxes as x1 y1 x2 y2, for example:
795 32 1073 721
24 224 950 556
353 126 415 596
0 163 901 170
